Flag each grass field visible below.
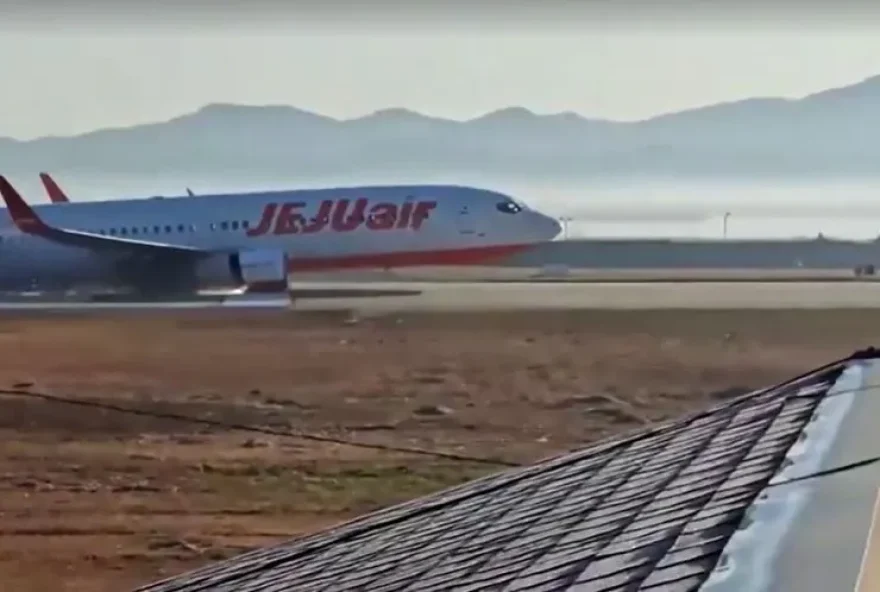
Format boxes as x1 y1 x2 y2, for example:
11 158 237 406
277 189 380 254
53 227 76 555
0 308 876 591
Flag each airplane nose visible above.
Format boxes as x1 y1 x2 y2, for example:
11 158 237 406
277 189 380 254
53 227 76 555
548 215 562 238
534 212 562 240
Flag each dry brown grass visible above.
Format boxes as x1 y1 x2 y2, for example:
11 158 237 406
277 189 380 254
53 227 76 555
0 308 876 591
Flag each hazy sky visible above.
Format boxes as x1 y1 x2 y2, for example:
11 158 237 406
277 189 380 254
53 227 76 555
4 4 880 140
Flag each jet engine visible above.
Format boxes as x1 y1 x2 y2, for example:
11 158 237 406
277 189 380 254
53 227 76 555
193 249 289 292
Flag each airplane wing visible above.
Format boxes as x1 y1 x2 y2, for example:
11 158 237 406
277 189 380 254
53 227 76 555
39 172 69 203
0 176 205 257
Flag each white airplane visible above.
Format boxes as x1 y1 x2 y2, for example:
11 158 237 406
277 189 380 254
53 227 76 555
0 176 561 298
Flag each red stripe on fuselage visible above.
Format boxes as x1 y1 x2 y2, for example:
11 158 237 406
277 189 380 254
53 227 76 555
287 243 531 272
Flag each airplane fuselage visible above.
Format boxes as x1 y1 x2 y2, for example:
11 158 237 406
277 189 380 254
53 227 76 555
0 184 561 293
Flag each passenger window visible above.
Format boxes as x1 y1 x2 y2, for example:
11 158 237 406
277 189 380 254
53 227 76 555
153 226 160 234
120 228 128 236
210 223 217 231
177 224 185 232
242 220 250 229
109 229 117 236
131 228 139 235
165 225 172 233
220 222 228 230
231 221 239 230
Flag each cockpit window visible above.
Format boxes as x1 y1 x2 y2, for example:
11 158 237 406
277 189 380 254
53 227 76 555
496 201 522 214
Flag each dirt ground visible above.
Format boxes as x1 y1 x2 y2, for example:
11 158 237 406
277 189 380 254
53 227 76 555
0 308 876 591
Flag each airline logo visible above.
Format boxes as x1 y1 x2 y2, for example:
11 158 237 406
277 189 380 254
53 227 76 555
17 216 41 232
247 198 437 237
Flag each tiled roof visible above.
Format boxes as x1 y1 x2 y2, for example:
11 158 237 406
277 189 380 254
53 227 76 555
135 351 867 592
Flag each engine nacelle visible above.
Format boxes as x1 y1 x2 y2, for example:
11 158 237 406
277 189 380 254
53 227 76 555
194 249 289 292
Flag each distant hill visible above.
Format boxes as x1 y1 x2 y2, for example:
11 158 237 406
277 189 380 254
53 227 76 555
3 75 880 179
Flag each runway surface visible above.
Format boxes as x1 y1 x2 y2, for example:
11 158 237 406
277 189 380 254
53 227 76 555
291 281 880 312
4 281 880 312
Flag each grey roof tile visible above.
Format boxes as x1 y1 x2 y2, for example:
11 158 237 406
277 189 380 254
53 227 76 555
134 354 857 592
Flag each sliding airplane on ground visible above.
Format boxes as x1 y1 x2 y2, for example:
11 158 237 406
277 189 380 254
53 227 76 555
39 172 197 204
0 176 560 298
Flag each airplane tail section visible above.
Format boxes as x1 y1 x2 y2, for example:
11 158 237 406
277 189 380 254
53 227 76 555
39 173 69 203
0 175 202 255
2 176 64 234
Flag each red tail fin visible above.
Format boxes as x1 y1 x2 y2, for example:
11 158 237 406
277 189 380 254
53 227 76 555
0 176 51 233
39 172 69 203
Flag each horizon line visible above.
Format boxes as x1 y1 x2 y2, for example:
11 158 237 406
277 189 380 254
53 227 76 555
3 72 878 143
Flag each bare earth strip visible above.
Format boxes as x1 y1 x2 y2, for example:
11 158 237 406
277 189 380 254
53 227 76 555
0 309 877 591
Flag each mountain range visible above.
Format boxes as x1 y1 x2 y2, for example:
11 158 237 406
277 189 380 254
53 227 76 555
3 75 880 179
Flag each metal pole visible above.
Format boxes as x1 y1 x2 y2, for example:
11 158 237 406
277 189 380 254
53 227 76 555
559 217 572 240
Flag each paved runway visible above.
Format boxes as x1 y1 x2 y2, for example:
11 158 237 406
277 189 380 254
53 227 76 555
4 281 880 312
292 280 880 312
